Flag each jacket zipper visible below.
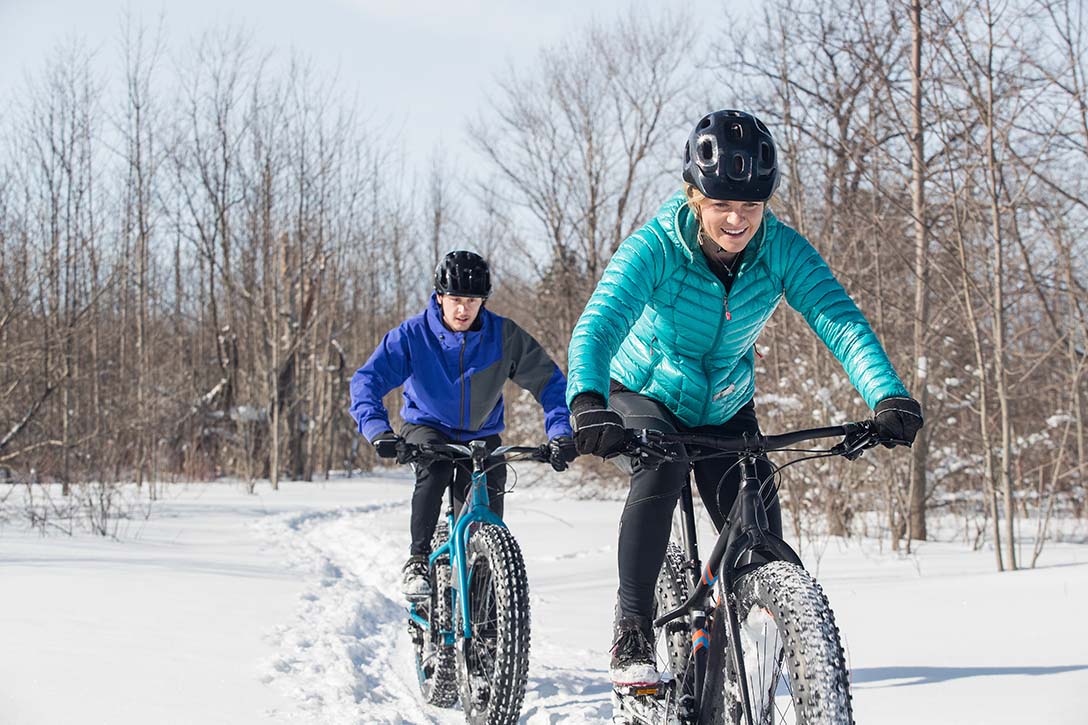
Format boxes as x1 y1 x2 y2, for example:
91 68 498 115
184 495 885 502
458 335 467 436
699 258 748 420
697 277 728 421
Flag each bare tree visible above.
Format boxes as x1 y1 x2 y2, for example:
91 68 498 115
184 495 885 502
470 10 695 354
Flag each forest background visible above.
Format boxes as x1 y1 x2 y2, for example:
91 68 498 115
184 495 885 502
1 0 1085 570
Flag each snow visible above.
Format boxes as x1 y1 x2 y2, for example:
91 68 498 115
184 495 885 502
2 474 1087 724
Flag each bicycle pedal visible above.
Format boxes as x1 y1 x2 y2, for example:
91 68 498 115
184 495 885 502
613 678 673 700
612 680 676 725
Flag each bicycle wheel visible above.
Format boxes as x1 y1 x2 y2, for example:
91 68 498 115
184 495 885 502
651 541 698 724
411 522 458 707
456 524 531 725
705 561 853 724
612 542 696 725
654 542 695 685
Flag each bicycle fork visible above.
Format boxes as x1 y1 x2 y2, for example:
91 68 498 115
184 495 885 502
440 441 504 644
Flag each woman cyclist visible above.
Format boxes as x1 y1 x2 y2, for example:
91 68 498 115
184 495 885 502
564 110 923 686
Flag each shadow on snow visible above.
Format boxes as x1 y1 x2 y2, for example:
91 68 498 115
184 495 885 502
852 664 1088 688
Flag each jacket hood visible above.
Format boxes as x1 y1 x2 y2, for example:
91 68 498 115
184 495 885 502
426 292 488 350
656 189 777 273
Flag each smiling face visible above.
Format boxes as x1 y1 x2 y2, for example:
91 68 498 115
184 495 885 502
438 294 484 332
698 199 765 256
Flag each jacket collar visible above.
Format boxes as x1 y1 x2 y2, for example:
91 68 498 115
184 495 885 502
425 292 487 350
660 189 775 274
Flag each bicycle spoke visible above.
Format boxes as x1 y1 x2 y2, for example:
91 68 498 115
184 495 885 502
465 555 500 707
774 659 795 722
737 604 794 724
759 623 769 718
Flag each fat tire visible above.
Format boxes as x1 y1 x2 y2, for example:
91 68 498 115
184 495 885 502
413 522 458 707
654 542 694 683
456 524 531 725
704 561 853 724
617 542 694 725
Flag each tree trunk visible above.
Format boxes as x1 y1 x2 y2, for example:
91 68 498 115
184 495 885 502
907 0 930 542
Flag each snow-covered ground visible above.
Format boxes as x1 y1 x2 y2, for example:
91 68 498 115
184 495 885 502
2 473 1086 724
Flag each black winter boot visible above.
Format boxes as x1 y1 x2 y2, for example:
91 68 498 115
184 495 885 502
610 615 658 686
402 555 431 601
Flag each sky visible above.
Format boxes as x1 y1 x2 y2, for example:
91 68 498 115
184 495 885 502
0 0 736 177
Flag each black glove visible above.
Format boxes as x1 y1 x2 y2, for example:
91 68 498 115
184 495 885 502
547 435 578 472
873 396 924 447
371 430 401 459
570 392 626 457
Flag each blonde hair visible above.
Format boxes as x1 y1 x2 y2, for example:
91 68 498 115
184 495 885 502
684 183 712 246
684 183 706 214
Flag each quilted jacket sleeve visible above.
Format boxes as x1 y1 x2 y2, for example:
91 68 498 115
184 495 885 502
779 229 910 409
349 326 412 442
566 224 668 404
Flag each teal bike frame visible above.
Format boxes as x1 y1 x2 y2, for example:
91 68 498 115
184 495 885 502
406 440 550 643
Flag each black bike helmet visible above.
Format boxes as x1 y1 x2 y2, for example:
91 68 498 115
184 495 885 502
682 110 780 201
433 250 492 299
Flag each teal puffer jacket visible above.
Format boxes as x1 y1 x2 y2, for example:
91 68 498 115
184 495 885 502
566 191 909 426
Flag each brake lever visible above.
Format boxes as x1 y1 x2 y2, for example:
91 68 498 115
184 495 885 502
395 441 421 464
832 422 879 461
534 444 551 463
608 430 676 470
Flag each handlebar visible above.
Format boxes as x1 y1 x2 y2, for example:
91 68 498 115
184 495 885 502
619 419 900 466
394 440 555 465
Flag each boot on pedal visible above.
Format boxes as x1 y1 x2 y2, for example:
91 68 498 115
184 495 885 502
610 615 659 686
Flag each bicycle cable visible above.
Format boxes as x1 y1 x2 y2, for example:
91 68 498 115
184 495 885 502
757 449 844 502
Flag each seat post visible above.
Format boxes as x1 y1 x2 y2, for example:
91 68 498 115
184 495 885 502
678 470 700 586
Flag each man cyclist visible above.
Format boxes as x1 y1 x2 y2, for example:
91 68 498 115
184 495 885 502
350 250 576 599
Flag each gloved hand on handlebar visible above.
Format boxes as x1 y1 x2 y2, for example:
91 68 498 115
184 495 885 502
370 430 404 460
547 435 578 472
873 396 924 447
570 392 626 458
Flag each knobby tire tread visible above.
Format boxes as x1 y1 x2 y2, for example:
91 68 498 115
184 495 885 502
705 561 853 725
414 522 458 708
458 524 531 725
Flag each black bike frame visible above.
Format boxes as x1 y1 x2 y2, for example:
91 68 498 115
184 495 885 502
629 421 875 725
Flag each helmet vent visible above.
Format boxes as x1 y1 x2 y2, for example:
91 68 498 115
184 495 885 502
760 142 773 167
728 123 744 140
698 137 717 164
731 153 746 177
698 116 713 130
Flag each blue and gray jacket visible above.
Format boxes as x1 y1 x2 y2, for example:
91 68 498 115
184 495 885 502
351 294 573 442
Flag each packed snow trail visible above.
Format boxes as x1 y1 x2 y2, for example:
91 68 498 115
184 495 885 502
253 476 1088 724
256 480 621 724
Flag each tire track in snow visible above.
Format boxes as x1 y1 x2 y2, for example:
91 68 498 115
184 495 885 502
257 498 464 724
257 492 619 723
